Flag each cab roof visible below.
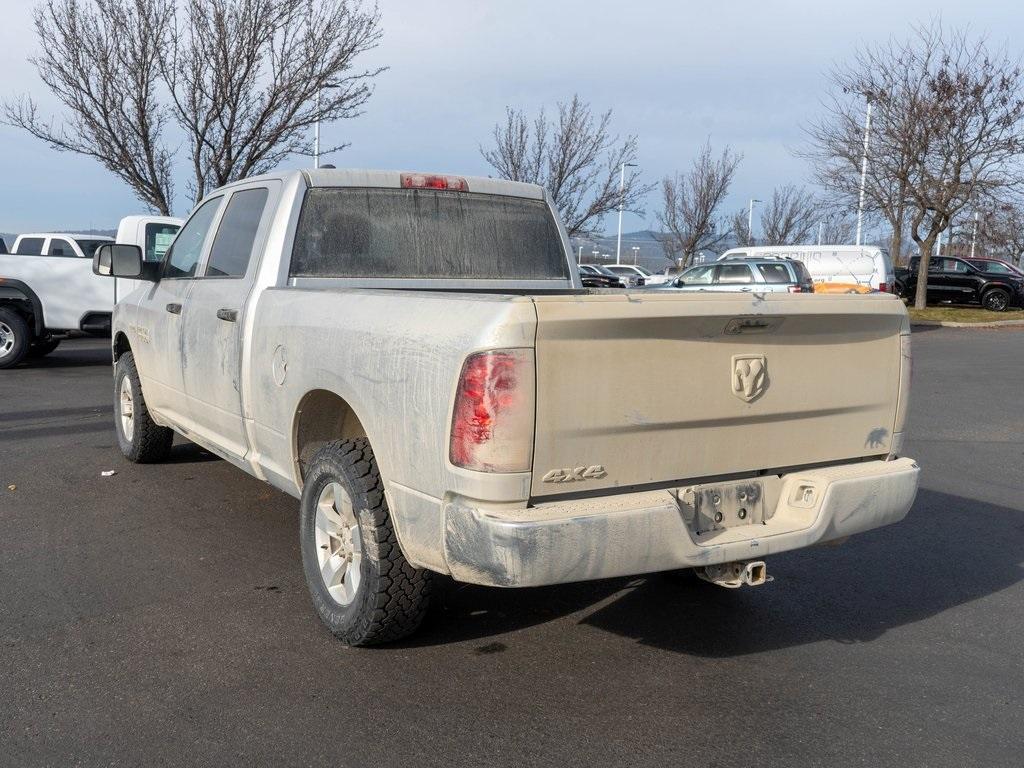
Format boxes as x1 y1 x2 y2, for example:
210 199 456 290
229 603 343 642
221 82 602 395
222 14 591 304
215 168 546 201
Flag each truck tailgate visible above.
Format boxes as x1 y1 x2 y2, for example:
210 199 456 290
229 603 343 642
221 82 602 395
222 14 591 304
530 292 908 498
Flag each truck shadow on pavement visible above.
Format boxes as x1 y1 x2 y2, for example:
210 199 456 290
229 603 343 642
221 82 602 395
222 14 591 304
410 488 1022 654
11 340 111 369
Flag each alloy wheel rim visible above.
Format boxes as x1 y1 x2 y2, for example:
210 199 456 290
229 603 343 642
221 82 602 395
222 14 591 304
119 376 135 441
314 482 363 606
0 321 14 359
989 294 1007 311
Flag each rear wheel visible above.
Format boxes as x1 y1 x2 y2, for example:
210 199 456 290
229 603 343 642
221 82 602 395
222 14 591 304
0 308 30 369
982 288 1009 312
113 351 173 462
299 438 431 646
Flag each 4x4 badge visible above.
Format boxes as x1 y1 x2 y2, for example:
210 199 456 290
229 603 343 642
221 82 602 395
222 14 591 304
542 465 607 483
732 354 768 402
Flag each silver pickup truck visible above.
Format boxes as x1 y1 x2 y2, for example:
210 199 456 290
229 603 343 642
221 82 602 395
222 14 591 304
93 169 919 645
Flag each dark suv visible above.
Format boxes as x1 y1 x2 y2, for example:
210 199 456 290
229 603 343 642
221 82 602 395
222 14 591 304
897 256 1024 311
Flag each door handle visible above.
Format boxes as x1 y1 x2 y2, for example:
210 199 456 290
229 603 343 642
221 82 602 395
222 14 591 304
216 308 238 322
166 303 182 314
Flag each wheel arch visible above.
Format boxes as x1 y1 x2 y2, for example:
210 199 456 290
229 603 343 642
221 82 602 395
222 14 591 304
0 279 44 336
292 389 369 486
112 331 132 362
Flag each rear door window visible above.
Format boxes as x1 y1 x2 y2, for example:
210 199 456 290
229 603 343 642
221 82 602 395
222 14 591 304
14 237 44 255
290 188 568 279
716 264 754 284
205 188 269 277
46 238 76 257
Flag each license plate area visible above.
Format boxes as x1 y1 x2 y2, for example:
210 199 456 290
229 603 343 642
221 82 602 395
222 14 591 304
690 479 765 535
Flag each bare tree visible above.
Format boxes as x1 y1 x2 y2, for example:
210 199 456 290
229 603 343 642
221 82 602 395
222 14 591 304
161 0 383 200
805 22 1024 308
977 202 1024 266
5 0 383 212
4 0 176 213
480 95 655 236
729 207 752 247
656 141 741 266
803 88 913 265
759 185 818 245
816 209 856 244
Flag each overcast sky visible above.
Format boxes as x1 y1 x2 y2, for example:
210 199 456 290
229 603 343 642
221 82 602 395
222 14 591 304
1 0 1022 235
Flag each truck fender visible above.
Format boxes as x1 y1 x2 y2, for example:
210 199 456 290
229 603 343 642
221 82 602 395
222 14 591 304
0 278 44 336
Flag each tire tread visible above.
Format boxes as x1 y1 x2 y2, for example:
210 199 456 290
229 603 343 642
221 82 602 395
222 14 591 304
115 352 173 463
303 438 431 646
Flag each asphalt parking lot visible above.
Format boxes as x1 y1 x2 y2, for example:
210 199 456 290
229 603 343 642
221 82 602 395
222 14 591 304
2 330 1023 767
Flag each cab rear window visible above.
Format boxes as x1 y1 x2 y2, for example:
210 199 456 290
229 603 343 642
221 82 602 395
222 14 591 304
289 188 568 280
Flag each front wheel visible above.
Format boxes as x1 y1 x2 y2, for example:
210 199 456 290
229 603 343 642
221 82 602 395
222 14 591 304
982 289 1009 312
299 438 431 646
113 351 174 462
0 307 30 369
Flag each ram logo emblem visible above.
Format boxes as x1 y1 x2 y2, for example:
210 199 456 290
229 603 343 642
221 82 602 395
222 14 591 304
542 465 607 483
732 354 768 402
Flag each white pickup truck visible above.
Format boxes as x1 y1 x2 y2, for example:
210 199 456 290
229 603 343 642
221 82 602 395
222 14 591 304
0 217 180 367
93 169 919 645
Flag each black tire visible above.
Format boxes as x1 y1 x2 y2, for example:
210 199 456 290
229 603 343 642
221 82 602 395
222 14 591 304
893 281 906 298
28 337 61 357
299 438 431 646
0 307 30 369
982 288 1009 312
113 351 173 463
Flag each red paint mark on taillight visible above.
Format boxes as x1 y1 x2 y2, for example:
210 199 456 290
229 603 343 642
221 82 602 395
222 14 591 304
450 352 518 466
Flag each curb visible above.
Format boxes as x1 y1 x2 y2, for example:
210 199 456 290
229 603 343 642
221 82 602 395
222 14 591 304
910 319 1024 328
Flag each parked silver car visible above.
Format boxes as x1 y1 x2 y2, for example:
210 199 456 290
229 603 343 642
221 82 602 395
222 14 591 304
656 259 814 293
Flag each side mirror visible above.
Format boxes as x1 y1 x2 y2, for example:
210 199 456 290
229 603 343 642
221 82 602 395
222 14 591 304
93 244 154 280
674 277 685 287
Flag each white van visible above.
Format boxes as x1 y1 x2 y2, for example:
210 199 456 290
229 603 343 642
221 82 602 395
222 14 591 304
717 245 896 293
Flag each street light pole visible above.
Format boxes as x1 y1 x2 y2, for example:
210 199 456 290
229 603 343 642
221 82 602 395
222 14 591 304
855 99 873 246
577 245 583 264
818 221 824 246
631 246 640 265
313 82 341 169
747 199 762 246
616 162 637 264
314 89 321 169
970 211 979 258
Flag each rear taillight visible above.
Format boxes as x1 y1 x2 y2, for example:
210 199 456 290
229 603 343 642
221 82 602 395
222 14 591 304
879 282 889 293
449 349 535 472
787 285 800 293
401 172 468 191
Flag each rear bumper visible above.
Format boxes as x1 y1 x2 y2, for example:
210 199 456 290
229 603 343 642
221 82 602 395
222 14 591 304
443 458 919 587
